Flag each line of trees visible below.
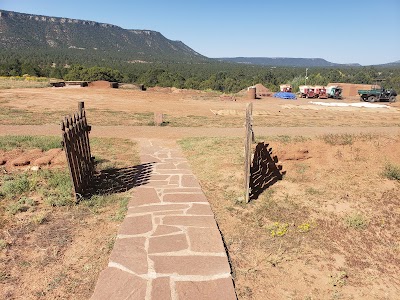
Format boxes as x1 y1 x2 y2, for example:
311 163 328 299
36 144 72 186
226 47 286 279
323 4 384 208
1 52 399 93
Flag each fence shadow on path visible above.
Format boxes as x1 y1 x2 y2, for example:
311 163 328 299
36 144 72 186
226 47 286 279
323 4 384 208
82 162 154 197
249 142 286 201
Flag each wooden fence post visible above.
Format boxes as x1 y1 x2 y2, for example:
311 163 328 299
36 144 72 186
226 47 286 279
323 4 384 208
244 102 254 203
154 112 164 126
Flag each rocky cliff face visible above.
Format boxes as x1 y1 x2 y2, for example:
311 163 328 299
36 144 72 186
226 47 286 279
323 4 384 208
0 10 205 62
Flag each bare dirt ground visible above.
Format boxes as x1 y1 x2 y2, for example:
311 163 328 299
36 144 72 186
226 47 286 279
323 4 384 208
0 86 399 129
179 135 400 300
0 137 140 300
1 86 400 299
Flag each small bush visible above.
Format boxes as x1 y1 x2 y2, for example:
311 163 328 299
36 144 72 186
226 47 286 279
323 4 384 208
6 196 35 215
345 213 368 230
40 170 74 206
382 162 400 180
321 134 354 146
31 212 48 225
1 174 31 198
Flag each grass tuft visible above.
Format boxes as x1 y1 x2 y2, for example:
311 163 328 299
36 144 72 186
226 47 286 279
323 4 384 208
321 134 354 146
344 213 368 230
40 170 74 206
1 174 32 198
382 162 400 180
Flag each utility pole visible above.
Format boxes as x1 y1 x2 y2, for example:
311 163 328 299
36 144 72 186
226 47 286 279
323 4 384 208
305 68 308 85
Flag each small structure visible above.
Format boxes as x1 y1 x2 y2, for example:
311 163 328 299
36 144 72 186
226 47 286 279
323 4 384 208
247 86 256 99
88 80 118 88
50 81 66 87
66 81 89 87
254 83 271 97
280 84 292 93
154 112 164 126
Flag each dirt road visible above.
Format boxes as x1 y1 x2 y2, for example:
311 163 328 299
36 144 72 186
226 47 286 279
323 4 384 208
1 125 400 139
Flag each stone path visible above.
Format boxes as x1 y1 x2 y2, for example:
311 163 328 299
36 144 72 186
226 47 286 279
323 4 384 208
91 139 236 300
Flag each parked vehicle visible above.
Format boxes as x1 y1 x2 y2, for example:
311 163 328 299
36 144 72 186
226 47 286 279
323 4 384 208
326 86 342 99
299 85 316 98
358 87 397 102
280 84 292 93
314 86 328 99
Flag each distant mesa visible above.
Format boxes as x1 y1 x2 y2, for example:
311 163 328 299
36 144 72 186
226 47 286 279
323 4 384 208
0 9 397 66
0 9 206 63
217 57 362 67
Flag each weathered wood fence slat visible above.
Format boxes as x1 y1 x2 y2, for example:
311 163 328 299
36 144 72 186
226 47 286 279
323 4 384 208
61 102 93 199
244 102 254 203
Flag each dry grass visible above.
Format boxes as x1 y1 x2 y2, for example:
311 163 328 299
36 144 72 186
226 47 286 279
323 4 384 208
0 77 50 89
0 136 140 299
179 134 400 300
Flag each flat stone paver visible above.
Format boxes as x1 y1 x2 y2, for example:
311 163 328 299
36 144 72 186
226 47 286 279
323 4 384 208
91 139 236 300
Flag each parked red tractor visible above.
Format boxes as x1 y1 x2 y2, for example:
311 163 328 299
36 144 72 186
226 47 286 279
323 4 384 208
314 86 328 99
299 85 316 98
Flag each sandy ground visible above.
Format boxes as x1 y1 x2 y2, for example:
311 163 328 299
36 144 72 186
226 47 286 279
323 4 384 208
1 86 400 299
0 86 399 138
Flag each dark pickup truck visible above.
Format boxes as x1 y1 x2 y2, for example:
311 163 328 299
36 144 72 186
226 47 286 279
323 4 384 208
358 88 397 102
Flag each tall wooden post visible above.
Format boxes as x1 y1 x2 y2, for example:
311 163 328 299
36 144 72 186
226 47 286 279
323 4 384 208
244 102 254 203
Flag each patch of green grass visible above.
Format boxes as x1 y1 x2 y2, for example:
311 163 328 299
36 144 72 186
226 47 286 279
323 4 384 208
31 212 48 225
382 162 400 180
112 196 129 221
256 135 311 144
0 135 61 151
1 174 32 198
344 213 368 230
321 134 354 146
39 170 74 206
6 196 35 215
81 193 129 219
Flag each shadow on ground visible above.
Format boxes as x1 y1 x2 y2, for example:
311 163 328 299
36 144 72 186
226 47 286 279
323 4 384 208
249 142 286 201
84 162 154 196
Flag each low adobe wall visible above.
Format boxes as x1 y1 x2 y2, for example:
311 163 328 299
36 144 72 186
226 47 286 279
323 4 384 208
88 81 118 88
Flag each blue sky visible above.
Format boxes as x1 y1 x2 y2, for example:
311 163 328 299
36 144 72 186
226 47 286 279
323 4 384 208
1 0 399 65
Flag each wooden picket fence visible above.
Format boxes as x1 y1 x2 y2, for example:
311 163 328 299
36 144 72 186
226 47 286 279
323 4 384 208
61 102 93 199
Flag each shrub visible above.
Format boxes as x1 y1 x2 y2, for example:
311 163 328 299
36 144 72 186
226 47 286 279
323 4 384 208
382 162 400 180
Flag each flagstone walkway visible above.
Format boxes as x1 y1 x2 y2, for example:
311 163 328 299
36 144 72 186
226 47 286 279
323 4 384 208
91 139 236 300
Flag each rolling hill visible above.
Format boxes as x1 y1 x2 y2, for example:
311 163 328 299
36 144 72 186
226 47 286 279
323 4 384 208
216 57 361 67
